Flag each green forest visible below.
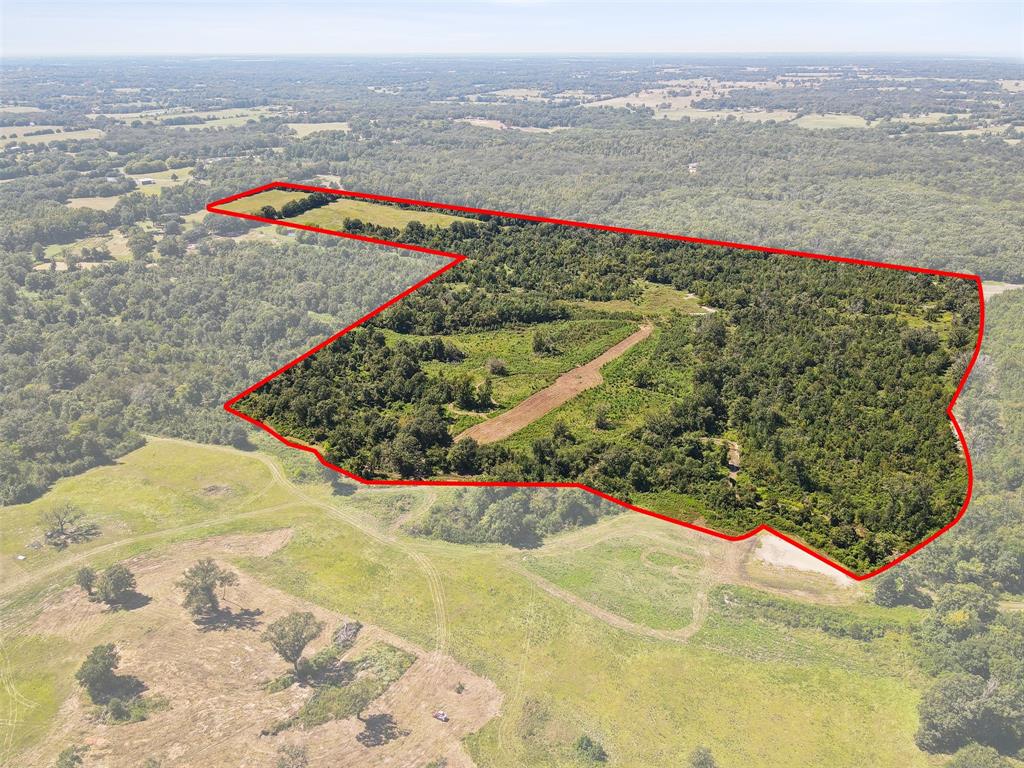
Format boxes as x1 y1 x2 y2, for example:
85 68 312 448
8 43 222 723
232 192 979 573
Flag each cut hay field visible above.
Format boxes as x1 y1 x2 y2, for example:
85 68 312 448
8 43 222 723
287 121 351 137
218 188 476 230
66 195 122 211
0 438 942 767
42 230 132 261
0 127 105 144
792 113 870 129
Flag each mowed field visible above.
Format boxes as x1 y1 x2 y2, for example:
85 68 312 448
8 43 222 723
41 231 132 262
127 166 193 195
287 121 352 137
0 126 105 145
217 188 476 230
0 438 943 767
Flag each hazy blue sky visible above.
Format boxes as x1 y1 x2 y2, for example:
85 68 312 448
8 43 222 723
2 1 1021 58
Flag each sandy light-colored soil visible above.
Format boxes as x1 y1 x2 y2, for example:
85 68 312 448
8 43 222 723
457 323 653 444
981 281 1024 301
24 530 501 768
751 534 856 587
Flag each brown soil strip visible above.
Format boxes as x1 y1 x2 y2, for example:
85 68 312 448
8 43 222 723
456 323 653 445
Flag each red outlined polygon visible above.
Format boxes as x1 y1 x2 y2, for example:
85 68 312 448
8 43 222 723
207 181 984 581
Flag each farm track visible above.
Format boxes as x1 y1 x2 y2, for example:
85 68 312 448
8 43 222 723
1 440 451 662
508 518 721 644
457 323 653 445
1 438 858 762
512 562 711 644
0 439 458 765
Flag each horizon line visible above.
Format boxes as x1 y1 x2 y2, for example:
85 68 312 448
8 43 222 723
2 51 1021 62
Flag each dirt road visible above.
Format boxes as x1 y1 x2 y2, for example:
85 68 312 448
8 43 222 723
457 323 653 445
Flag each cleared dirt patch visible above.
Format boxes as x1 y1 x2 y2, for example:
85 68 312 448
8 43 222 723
457 323 652 444
982 281 1024 300
24 530 501 768
751 535 856 588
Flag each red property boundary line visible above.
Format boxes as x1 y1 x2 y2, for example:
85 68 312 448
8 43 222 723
207 181 985 581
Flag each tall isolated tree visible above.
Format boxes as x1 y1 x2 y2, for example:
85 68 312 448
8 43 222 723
75 567 96 596
262 612 325 677
41 503 93 548
177 559 239 617
95 563 137 607
75 644 119 703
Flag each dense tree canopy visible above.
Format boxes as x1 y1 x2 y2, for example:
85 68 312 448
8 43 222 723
237 199 978 572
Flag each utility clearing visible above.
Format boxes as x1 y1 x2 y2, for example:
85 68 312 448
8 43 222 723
457 323 653 444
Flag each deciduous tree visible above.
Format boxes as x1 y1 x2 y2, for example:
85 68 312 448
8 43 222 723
262 612 325 677
177 559 239 617
75 644 119 703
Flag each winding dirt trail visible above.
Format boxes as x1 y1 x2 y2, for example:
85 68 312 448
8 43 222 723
512 561 712 644
457 323 653 445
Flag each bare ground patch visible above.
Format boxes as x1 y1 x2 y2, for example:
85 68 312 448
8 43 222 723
23 530 501 768
749 534 856 589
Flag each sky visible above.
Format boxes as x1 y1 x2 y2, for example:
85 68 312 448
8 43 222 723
1 1 1021 59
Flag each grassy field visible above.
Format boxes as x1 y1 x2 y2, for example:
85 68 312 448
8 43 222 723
218 188 476 229
568 281 706 317
127 166 193 195
41 230 132 261
96 106 279 125
792 114 870 129
0 127 105 145
522 539 702 630
587 94 797 123
296 198 475 230
412 318 636 419
1 438 944 767
66 195 122 211
496 328 691 453
287 121 351 137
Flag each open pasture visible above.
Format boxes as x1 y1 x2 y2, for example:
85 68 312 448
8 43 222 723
0 438 940 768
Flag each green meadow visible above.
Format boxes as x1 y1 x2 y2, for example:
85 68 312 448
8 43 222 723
0 438 943 767
495 329 693 451
218 188 475 229
411 318 637 414
522 539 702 631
